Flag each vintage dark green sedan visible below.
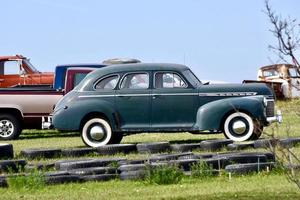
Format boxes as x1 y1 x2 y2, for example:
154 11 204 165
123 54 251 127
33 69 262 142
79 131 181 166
52 63 282 147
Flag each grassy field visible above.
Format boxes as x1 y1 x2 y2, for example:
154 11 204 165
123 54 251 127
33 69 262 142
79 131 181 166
0 99 300 199
0 175 299 200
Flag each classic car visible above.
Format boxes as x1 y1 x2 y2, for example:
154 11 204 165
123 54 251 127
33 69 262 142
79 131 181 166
52 63 282 147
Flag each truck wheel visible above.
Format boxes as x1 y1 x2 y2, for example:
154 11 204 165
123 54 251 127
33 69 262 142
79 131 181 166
0 114 21 140
223 112 255 142
81 118 113 147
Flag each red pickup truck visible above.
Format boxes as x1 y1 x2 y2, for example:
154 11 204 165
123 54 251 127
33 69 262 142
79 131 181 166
0 55 54 87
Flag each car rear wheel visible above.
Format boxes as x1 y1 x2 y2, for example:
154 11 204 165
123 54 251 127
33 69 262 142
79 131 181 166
223 112 255 142
81 118 113 147
0 114 21 140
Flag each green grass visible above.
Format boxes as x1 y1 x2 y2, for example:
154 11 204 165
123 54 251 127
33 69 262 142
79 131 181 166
6 170 45 191
267 99 300 138
1 99 300 199
0 174 299 200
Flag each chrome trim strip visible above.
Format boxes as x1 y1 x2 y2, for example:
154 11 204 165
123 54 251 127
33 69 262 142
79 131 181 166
153 93 198 96
79 94 116 98
117 94 150 97
198 92 257 97
79 92 258 98
79 93 198 98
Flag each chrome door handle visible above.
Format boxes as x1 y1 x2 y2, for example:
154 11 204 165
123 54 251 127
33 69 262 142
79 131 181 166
118 95 130 98
152 94 160 99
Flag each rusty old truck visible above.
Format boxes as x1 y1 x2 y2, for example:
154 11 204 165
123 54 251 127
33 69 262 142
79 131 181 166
243 64 300 99
0 63 107 140
0 55 54 87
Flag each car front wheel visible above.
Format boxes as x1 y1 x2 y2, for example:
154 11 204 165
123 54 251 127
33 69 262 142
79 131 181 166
81 118 113 147
223 112 256 142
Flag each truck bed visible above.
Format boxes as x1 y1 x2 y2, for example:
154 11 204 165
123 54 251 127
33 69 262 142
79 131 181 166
0 89 63 129
10 84 53 90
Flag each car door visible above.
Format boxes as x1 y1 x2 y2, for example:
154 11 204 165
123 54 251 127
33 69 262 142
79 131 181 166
151 71 198 130
116 72 151 130
0 60 24 87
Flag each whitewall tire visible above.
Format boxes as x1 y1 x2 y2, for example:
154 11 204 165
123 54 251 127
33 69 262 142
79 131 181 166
81 118 112 147
223 112 254 142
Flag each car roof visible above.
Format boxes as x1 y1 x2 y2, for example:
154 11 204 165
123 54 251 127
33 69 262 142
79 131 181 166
92 63 189 75
77 63 190 91
260 64 296 70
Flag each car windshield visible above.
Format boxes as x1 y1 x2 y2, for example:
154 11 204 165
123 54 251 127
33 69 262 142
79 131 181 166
288 67 300 78
262 69 279 77
182 69 201 87
23 59 39 72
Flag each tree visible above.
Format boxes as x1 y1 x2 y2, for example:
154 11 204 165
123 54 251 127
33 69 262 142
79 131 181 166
264 0 300 190
265 0 300 68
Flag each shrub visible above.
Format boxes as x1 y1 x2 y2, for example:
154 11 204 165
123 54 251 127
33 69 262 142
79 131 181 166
146 165 184 185
190 161 214 178
7 170 45 191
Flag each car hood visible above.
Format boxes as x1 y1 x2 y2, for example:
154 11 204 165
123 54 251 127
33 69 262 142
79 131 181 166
197 83 274 97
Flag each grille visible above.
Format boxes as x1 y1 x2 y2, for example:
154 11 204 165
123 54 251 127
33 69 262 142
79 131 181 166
266 100 275 117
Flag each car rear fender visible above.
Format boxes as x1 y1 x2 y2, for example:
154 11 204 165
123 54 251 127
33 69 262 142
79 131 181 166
59 98 118 131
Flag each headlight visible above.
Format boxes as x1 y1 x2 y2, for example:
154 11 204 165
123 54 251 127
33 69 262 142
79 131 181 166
263 97 268 107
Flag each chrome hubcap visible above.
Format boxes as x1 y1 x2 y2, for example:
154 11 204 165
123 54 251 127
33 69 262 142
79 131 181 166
90 125 105 140
232 120 246 134
0 120 14 137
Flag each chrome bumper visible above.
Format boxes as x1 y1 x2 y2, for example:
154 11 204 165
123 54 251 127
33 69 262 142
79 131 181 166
42 116 53 129
267 110 282 123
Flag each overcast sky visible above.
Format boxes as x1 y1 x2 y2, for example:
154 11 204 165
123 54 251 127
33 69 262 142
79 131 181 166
1 0 299 82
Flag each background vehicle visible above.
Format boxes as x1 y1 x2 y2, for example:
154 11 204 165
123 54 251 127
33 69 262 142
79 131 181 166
52 63 282 147
0 64 106 140
243 64 300 99
0 55 53 87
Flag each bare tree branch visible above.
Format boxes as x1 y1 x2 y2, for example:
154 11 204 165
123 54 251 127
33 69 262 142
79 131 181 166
264 0 300 68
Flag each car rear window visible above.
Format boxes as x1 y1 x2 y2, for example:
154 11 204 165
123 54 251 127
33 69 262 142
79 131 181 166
95 75 119 90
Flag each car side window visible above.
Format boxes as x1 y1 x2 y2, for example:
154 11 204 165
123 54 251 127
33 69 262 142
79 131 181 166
3 61 21 75
95 75 119 90
155 72 187 88
120 73 149 89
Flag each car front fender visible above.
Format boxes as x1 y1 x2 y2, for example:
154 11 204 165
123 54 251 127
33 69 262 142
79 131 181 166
194 96 266 131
